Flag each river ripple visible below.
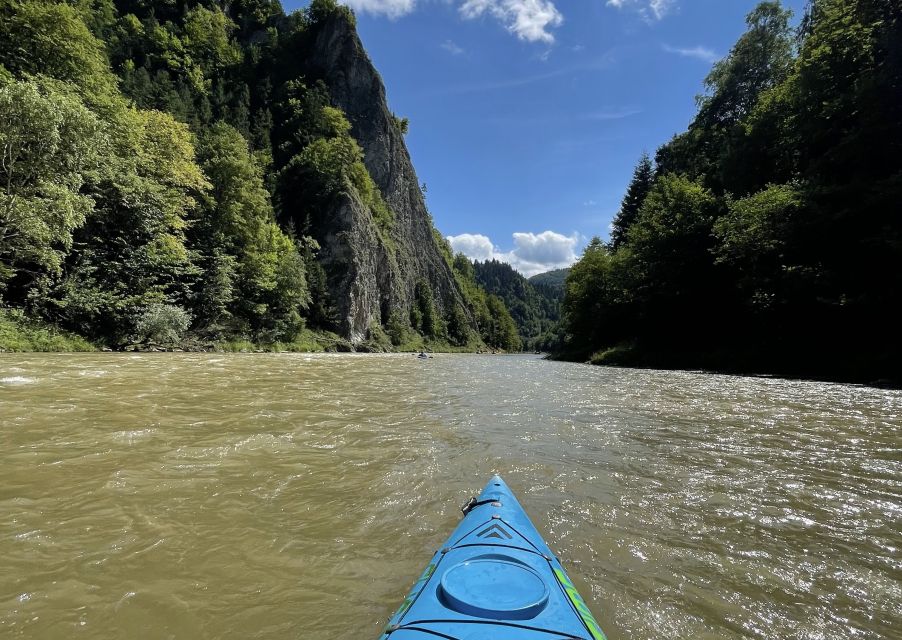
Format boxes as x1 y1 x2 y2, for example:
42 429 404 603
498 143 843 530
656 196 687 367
1 353 900 639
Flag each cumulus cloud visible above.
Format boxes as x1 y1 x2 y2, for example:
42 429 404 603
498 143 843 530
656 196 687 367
343 0 417 18
447 230 581 277
605 0 676 22
446 233 497 261
341 1 563 43
662 44 718 62
460 0 564 44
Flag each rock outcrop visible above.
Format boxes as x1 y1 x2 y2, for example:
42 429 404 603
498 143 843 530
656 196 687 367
302 12 472 344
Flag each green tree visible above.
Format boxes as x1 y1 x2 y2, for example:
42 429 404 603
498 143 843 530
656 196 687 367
414 279 440 338
655 1 796 195
445 302 470 346
563 239 613 351
52 104 208 342
195 122 310 340
713 184 803 280
0 0 119 101
484 294 521 352
182 5 242 74
306 0 355 26
276 97 394 236
0 79 102 298
192 249 238 336
609 152 653 250
624 174 722 333
696 1 795 130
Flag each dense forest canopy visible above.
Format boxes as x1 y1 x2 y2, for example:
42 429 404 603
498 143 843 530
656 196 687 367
0 0 522 352
562 0 901 381
471 259 563 351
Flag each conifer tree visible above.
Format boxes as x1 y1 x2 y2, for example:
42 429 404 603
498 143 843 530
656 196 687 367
608 153 653 250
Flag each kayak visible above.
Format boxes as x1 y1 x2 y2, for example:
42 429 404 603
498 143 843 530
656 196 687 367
378 475 606 639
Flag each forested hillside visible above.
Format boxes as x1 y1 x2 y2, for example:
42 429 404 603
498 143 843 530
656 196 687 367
0 0 518 352
562 0 901 382
528 269 568 298
472 260 563 351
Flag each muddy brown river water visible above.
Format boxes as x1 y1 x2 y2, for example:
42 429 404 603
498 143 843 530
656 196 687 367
1 353 900 639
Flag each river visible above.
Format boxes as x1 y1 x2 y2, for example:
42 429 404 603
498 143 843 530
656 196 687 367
1 353 899 639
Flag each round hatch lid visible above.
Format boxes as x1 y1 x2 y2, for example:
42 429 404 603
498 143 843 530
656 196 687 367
439 556 549 620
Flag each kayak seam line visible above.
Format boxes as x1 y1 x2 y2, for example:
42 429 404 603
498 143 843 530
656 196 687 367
449 516 544 556
392 627 460 640
503 517 547 555
449 518 494 547
397 618 587 639
447 542 549 558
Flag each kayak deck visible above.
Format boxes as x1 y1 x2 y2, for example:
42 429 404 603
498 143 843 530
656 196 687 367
379 475 605 640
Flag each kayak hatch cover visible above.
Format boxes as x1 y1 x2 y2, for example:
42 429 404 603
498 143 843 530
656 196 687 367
378 475 606 640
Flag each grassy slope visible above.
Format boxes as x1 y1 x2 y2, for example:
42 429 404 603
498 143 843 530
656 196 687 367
0 310 96 352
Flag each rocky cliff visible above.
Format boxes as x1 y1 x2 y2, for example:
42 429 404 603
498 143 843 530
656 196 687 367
298 12 471 344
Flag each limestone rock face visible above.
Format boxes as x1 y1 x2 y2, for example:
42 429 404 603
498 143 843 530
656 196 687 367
303 13 471 344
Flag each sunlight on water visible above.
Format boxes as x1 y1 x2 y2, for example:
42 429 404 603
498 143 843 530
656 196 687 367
1 354 900 639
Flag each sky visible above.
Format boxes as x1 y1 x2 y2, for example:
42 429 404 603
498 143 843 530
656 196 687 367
284 0 806 276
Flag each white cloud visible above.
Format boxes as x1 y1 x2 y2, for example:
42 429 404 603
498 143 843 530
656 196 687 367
648 0 675 20
447 230 581 277
605 0 676 22
447 233 497 261
662 44 718 62
341 1 563 44
441 39 465 55
460 0 564 44
343 0 417 18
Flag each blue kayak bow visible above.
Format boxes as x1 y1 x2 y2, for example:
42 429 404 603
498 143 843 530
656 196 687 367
379 475 606 639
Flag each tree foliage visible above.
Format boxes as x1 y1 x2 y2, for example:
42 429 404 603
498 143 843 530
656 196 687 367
450 253 522 351
0 0 514 350
195 122 309 340
564 0 902 380
609 153 653 250
472 258 561 350
0 79 102 294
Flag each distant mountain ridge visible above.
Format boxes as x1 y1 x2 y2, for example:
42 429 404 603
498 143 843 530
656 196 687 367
529 268 569 295
473 260 564 350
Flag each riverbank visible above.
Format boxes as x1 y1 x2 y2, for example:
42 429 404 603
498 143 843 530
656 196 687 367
0 310 497 355
0 310 96 352
554 340 899 388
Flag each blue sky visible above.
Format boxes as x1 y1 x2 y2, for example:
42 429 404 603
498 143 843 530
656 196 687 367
286 0 805 276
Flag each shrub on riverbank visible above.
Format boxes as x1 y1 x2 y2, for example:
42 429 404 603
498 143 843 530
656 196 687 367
216 329 351 353
0 309 95 352
589 343 640 366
